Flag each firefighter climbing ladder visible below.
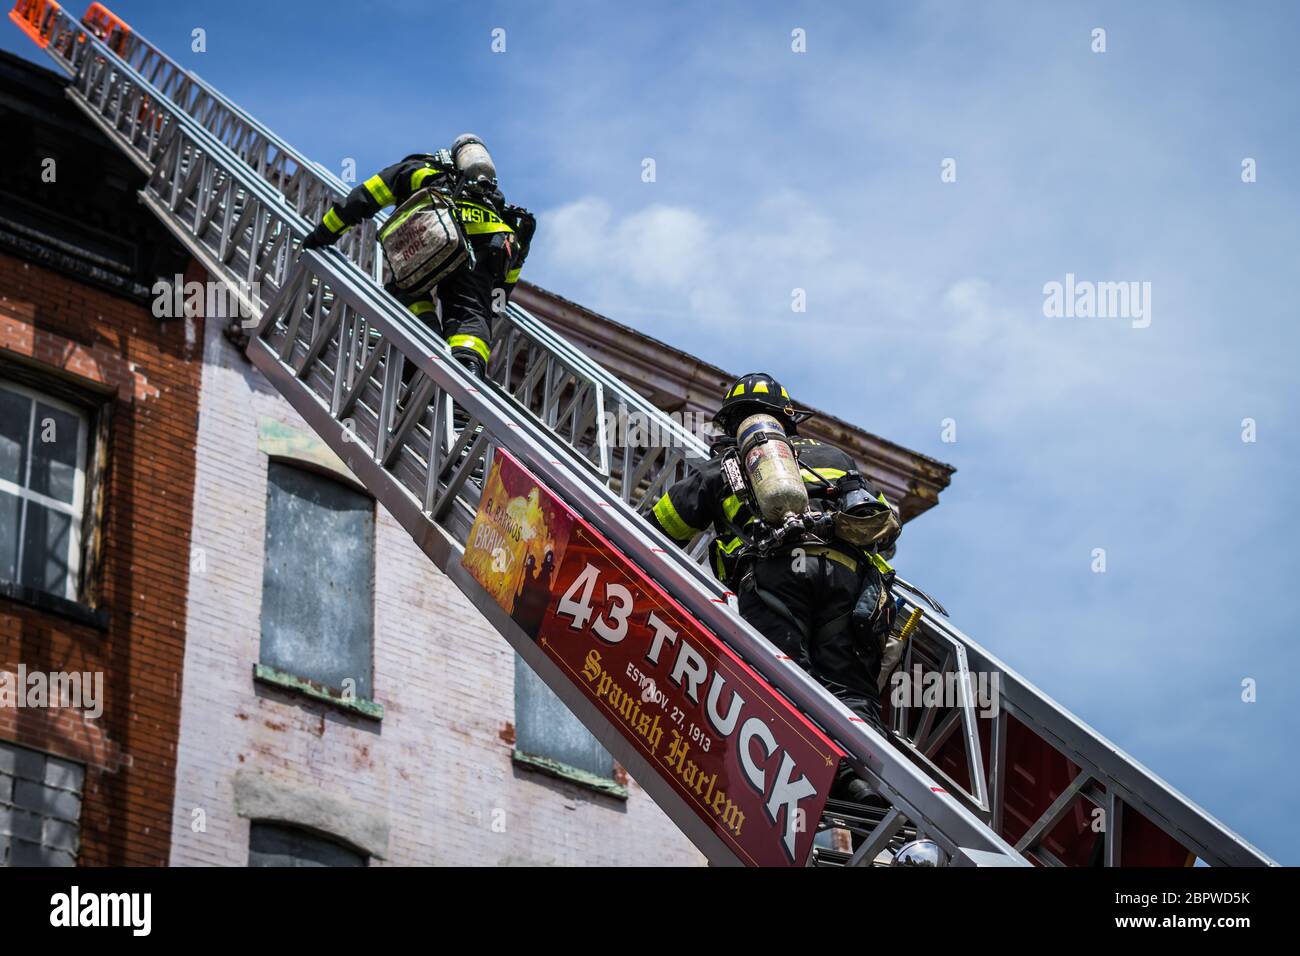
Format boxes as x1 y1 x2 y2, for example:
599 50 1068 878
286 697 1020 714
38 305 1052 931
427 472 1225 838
9 0 1274 867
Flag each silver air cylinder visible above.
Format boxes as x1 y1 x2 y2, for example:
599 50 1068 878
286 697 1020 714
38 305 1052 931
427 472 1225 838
451 133 497 182
736 413 808 523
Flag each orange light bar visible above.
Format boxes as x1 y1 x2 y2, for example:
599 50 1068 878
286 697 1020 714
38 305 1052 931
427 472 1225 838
82 1 128 50
8 0 63 48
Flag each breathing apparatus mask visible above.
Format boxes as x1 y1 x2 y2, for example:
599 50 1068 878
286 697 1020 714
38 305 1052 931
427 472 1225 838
831 473 901 552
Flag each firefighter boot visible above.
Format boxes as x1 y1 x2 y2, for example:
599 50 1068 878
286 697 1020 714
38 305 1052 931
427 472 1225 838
451 352 486 483
832 762 879 804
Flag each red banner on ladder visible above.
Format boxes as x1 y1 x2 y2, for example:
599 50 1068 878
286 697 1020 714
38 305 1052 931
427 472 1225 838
464 450 844 865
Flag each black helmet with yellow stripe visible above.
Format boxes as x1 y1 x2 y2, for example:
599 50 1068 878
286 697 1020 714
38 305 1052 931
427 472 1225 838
713 372 802 436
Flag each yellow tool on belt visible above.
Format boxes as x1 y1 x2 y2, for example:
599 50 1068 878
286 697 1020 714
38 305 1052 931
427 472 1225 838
897 607 925 644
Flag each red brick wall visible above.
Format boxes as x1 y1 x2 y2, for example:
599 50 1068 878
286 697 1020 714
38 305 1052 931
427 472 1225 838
0 250 203 865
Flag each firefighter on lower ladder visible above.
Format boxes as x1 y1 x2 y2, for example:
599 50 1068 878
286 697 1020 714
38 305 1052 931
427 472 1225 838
302 134 535 381
646 373 902 803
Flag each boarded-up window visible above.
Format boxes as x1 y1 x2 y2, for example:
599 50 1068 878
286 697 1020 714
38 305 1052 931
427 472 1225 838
247 822 366 867
514 655 614 781
259 462 374 697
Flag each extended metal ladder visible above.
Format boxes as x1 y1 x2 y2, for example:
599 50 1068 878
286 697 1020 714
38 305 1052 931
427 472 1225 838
10 0 1274 867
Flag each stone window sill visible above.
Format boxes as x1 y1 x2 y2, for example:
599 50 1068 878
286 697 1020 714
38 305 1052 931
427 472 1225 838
511 749 627 800
252 664 383 721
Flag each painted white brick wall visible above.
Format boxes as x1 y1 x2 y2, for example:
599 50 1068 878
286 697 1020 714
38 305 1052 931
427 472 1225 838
169 318 704 866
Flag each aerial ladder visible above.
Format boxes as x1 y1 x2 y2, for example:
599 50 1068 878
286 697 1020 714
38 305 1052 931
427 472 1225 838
8 0 1275 867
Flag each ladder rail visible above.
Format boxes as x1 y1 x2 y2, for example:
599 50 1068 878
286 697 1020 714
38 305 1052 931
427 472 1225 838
81 8 714 470
77 3 723 593
57 1 709 496
896 597 1277 866
60 0 719 597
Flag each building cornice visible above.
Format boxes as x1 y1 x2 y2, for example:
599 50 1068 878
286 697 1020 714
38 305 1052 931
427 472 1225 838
511 282 955 522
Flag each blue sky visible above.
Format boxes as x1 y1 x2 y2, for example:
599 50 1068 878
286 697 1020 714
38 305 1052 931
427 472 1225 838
7 1 1296 863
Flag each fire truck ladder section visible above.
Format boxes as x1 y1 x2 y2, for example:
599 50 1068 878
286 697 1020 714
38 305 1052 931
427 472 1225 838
9 0 1276 867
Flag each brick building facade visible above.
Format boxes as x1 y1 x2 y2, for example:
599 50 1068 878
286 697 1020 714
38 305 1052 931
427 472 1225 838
0 49 202 866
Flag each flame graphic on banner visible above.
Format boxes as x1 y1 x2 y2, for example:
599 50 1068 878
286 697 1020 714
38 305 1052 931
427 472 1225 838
462 456 576 630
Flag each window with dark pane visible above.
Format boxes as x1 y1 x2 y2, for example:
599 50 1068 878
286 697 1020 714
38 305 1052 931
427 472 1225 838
0 741 85 867
259 461 375 696
514 655 614 780
247 822 366 867
0 381 88 601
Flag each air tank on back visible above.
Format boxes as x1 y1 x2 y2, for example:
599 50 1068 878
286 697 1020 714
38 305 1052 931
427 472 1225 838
736 413 808 523
451 133 497 182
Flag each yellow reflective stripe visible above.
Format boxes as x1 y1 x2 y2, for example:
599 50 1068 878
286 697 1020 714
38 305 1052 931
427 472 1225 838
407 300 436 317
464 222 513 236
323 207 347 234
802 544 860 574
378 196 428 241
752 380 769 394
457 200 500 218
730 382 745 397
780 386 789 397
722 494 744 522
717 535 744 555
713 535 745 580
411 166 442 191
801 466 846 483
868 552 894 574
448 334 490 363
457 201 515 235
652 494 698 541
504 267 521 284
364 174 395 207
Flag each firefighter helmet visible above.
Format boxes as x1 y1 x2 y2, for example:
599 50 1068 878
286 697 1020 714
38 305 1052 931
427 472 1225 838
713 372 799 436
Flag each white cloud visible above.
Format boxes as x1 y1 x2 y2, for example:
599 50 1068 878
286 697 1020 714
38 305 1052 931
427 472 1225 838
543 199 712 290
